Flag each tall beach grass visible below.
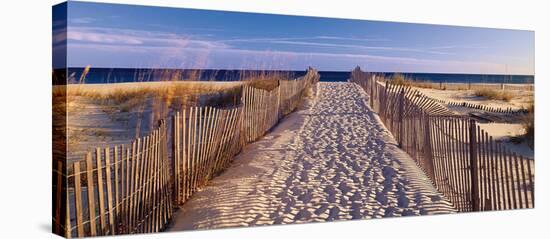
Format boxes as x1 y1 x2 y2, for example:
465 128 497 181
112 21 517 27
474 88 513 102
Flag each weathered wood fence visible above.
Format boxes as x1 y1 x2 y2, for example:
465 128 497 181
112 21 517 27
173 106 244 204
242 85 280 142
54 120 173 238
173 70 320 206
429 97 529 115
350 68 534 212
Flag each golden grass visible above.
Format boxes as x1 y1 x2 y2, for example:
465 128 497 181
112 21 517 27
55 67 303 115
474 88 514 102
53 68 295 118
63 82 238 98
388 73 438 89
245 79 279 91
241 70 293 91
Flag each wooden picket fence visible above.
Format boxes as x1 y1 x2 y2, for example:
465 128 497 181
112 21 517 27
173 70 319 206
350 68 534 212
445 101 528 115
53 120 173 238
242 85 281 142
173 106 244 205
428 116 535 211
279 77 309 116
428 96 528 115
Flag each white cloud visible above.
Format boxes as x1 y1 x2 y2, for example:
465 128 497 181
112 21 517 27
70 41 511 73
70 17 96 24
219 37 453 55
315 36 388 42
67 26 228 48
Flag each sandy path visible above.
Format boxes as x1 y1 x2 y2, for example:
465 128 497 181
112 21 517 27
168 82 456 231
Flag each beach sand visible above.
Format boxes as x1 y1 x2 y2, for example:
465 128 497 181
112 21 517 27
416 85 533 110
167 82 456 231
478 123 533 158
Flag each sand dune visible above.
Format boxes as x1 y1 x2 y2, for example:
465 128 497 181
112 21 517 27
167 82 456 231
63 81 242 162
416 86 533 110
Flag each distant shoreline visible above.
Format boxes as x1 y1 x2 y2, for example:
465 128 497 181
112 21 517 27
57 68 535 85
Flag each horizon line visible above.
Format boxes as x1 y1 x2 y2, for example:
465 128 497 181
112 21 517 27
61 66 535 76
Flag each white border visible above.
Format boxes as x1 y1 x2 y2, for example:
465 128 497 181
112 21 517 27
0 1 547 238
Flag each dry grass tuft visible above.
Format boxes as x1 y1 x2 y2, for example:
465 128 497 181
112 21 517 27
474 88 514 102
387 73 438 89
246 79 279 91
241 71 292 91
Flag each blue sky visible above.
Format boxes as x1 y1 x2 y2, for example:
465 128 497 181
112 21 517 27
59 1 534 74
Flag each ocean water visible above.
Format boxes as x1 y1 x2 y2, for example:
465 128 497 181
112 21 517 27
62 68 534 85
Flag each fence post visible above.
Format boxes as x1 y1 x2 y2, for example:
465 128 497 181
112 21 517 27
398 88 405 148
469 119 480 211
424 114 436 180
369 75 376 109
170 116 177 204
382 81 389 119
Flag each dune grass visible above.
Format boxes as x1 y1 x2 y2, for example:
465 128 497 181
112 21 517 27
53 67 297 117
62 82 240 101
241 70 293 91
388 73 437 89
474 88 514 102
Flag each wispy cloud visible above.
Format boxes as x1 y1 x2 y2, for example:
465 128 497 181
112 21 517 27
428 44 489 50
67 26 228 49
66 27 528 74
259 40 453 55
70 42 499 68
70 17 96 24
220 37 453 55
316 36 388 42
220 36 387 43
66 27 485 59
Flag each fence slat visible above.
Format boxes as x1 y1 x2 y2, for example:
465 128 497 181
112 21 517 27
182 109 188 202
96 148 107 234
526 157 534 207
124 145 130 234
85 152 97 236
73 161 84 237
54 161 63 235
129 139 139 232
104 148 115 234
519 155 529 208
173 112 180 205
114 146 120 231
481 131 493 210
501 142 511 210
